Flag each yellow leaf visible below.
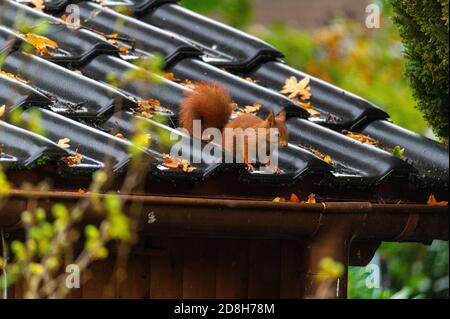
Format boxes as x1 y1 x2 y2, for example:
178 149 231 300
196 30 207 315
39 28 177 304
233 102 262 115
307 147 334 165
324 155 334 165
22 33 59 56
119 46 129 54
57 138 71 149
31 0 45 12
0 69 28 84
0 105 5 118
162 154 197 173
306 193 317 204
296 101 321 117
132 98 170 118
281 76 311 100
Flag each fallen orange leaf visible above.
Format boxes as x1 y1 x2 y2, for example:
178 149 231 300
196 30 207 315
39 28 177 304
342 130 379 146
0 69 28 84
22 33 59 56
290 193 301 203
427 194 448 206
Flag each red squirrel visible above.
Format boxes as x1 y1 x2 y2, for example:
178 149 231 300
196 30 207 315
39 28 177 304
180 82 289 171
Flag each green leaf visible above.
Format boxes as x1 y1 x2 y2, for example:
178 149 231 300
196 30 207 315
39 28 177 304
391 145 405 158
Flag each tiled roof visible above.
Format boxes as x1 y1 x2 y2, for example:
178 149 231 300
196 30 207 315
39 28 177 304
0 0 448 202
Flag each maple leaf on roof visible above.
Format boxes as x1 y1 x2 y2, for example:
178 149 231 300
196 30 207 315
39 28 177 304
281 76 311 100
233 102 262 116
22 33 59 56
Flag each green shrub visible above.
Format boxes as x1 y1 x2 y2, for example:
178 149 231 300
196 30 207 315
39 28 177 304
389 0 449 140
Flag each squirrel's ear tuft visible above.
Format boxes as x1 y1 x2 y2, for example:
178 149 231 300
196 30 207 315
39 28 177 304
277 110 287 122
264 112 276 128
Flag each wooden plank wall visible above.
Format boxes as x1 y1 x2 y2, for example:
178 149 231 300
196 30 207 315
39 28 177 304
11 237 307 299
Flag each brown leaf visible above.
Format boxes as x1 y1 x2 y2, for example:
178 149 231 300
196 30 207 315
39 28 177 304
342 130 379 146
427 194 448 206
61 151 83 166
105 33 119 46
78 188 87 194
132 98 170 119
162 154 197 173
0 70 28 84
136 98 160 109
119 46 129 54
115 133 128 141
281 76 311 100
22 33 59 56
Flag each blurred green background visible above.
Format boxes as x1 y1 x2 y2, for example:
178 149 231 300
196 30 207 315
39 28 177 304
181 0 449 299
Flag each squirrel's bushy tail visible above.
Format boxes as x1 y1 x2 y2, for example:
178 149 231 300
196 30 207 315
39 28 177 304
180 82 233 136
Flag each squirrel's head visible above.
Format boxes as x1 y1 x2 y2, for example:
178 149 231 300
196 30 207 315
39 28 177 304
262 110 289 147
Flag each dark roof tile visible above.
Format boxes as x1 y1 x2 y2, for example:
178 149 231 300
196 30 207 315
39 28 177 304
0 0 447 201
3 51 138 118
249 61 389 130
76 1 201 66
0 118 68 168
0 0 119 65
143 2 283 70
0 72 51 110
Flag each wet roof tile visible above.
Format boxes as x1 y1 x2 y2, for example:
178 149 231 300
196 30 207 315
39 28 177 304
0 0 448 201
